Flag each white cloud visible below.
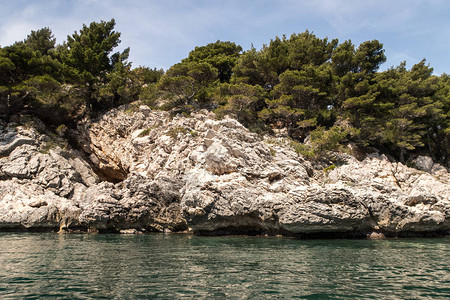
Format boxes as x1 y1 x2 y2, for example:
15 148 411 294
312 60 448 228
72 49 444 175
0 21 34 46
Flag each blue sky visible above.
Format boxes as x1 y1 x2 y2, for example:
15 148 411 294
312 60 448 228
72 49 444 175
1 0 449 74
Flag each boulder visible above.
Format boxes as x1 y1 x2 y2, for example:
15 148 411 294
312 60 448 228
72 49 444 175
411 155 434 173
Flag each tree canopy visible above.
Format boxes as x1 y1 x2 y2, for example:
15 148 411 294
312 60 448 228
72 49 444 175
183 40 242 83
0 23 448 165
0 19 159 124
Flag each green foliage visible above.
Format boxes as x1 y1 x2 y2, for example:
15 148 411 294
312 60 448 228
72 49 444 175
61 19 122 83
231 47 266 86
354 40 386 74
323 164 336 173
138 122 162 137
167 126 188 140
309 125 348 155
183 40 242 82
0 28 62 122
260 65 333 138
331 39 386 110
226 31 446 163
0 19 165 128
270 125 349 160
24 28 56 54
265 137 314 158
264 125 349 160
372 60 446 162
435 73 450 162
157 61 217 107
268 146 276 156
130 67 164 107
58 18 132 112
214 83 265 127
288 139 315 159
56 124 67 136
132 66 164 84
139 83 159 107
232 31 337 89
124 102 141 114
138 128 152 137
39 134 68 154
39 139 58 154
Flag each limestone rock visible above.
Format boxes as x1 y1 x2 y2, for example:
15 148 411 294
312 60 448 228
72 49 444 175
0 106 448 237
0 126 36 157
367 232 386 239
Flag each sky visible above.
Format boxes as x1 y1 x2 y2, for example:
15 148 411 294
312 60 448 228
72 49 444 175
1 0 449 74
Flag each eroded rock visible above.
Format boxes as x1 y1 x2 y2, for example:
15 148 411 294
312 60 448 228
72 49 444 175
0 106 448 237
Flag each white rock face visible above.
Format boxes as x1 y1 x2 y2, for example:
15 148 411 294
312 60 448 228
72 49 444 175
0 106 449 236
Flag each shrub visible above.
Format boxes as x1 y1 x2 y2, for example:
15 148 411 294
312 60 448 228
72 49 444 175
138 128 152 137
289 139 315 159
323 164 336 173
167 126 188 140
56 124 67 136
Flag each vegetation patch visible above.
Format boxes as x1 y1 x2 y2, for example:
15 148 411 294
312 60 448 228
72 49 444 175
138 128 152 137
323 164 336 173
124 103 140 114
39 134 68 154
138 122 162 137
288 139 316 159
268 146 276 156
265 138 284 147
56 124 67 136
167 126 189 140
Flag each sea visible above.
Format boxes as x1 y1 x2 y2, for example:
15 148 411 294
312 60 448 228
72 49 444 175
0 233 449 299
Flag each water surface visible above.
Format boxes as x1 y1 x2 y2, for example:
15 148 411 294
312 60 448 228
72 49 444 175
0 233 449 299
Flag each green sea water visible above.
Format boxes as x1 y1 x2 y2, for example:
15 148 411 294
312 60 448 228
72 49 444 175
0 233 449 299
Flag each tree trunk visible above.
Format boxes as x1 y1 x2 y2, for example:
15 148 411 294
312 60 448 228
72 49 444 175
399 148 405 163
5 94 11 123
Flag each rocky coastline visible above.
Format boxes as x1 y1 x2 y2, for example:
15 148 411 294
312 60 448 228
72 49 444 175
0 105 449 238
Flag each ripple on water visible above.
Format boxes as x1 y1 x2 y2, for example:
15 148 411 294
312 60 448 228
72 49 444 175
0 233 449 298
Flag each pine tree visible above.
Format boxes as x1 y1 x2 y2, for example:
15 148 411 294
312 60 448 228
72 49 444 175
183 41 242 83
58 19 129 112
157 61 218 108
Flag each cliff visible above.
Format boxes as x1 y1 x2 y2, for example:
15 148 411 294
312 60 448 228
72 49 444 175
0 105 449 237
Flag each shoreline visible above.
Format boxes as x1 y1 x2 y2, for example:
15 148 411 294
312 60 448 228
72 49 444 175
1 226 449 240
